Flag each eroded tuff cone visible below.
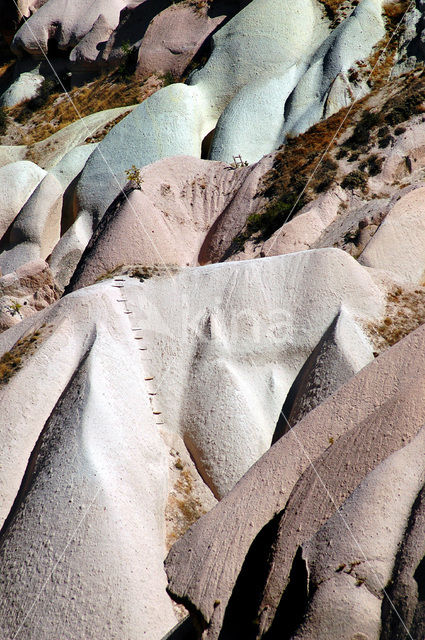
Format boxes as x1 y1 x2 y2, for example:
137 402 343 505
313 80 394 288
273 305 374 438
165 322 425 638
0 286 177 640
359 184 425 285
208 0 385 163
291 426 425 640
66 154 272 291
0 160 46 240
11 0 139 58
0 248 384 639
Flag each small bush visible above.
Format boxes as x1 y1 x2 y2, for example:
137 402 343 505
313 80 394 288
161 71 176 87
0 328 45 387
366 153 384 176
117 41 138 80
344 228 361 246
313 157 338 193
383 89 425 126
394 126 407 136
16 77 59 122
125 165 143 188
0 106 7 136
378 135 393 149
341 169 368 191
345 111 381 148
243 190 308 241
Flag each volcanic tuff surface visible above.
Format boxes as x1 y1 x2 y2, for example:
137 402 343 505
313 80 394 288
0 1 425 639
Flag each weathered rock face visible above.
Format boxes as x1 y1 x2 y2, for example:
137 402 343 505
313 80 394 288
0 285 178 640
0 249 386 639
274 306 374 436
0 0 47 42
2 1 425 639
165 322 425 638
359 184 425 285
393 0 425 75
208 0 384 163
0 68 44 107
66 154 272 290
71 0 382 249
11 0 132 58
291 426 425 640
135 3 226 80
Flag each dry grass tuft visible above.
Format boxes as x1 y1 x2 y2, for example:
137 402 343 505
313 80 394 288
0 325 47 387
95 263 180 284
7 72 165 145
366 286 425 352
166 462 209 547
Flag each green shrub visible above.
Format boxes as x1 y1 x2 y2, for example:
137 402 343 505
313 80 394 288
345 111 381 148
117 41 138 80
125 164 143 188
384 91 425 126
378 135 393 148
161 71 176 87
313 157 338 193
242 190 308 241
344 228 361 245
0 328 44 387
341 169 368 191
366 153 384 176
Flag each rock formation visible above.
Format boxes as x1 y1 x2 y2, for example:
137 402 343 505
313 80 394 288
0 1 425 638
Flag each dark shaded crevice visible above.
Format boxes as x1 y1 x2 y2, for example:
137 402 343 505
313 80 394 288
217 512 283 640
414 555 425 602
201 127 216 159
262 546 309 640
111 0 173 52
207 0 250 20
165 591 208 638
162 615 203 640
60 169 83 236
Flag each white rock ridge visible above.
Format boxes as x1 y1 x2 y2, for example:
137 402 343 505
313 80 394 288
72 0 383 252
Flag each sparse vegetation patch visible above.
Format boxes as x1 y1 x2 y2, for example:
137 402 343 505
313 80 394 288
0 326 47 387
96 263 180 284
341 169 368 191
7 71 167 145
366 286 425 353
